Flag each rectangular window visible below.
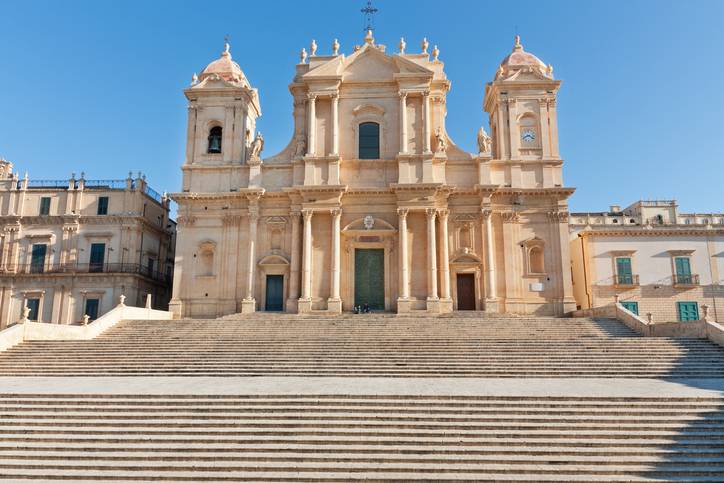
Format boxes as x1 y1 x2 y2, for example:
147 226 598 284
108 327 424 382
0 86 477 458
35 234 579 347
30 244 47 273
84 299 100 320
358 122 380 159
39 197 51 215
25 298 40 321
89 243 105 272
675 257 692 284
620 301 639 315
615 257 633 285
677 301 699 321
147 257 155 276
97 196 109 215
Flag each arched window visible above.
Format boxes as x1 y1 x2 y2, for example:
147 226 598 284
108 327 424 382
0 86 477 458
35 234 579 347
529 246 545 274
358 122 380 159
207 126 222 154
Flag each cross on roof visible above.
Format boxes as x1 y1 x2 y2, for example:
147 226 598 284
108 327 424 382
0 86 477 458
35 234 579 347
361 1 378 32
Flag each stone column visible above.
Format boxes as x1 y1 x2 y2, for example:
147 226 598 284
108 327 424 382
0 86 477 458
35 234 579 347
298 209 313 313
423 92 432 154
286 211 301 312
241 206 259 314
306 94 316 156
482 209 498 312
548 99 560 157
538 99 551 159
397 209 410 312
438 209 452 311
426 208 438 302
330 94 339 156
328 209 342 312
399 92 408 154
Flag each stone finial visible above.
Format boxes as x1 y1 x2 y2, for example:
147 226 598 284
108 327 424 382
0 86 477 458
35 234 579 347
310 39 317 56
332 38 340 55
82 314 90 326
191 72 198 85
646 313 653 323
127 171 133 180
79 171 85 180
119 294 126 306
702 304 710 321
514 34 523 51
421 37 429 54
398 37 406 54
546 64 554 77
222 38 231 57
71 172 76 180
300 48 308 64
364 29 374 45
432 45 439 61
614 294 620 304
145 294 152 309
137 171 142 179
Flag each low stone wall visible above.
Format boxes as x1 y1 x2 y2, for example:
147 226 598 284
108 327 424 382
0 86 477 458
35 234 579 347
0 304 173 351
572 302 724 347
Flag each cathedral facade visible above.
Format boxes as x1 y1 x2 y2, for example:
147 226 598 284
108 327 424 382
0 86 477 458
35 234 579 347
169 32 577 318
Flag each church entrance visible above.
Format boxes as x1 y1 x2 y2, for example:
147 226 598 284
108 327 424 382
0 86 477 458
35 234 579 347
456 273 476 310
354 248 384 310
264 275 284 311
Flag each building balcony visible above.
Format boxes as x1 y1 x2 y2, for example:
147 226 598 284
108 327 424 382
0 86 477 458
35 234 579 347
614 274 639 287
673 274 700 287
9 263 171 284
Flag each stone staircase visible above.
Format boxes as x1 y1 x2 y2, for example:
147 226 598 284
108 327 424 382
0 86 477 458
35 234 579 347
0 316 723 377
0 314 723 481
0 394 722 481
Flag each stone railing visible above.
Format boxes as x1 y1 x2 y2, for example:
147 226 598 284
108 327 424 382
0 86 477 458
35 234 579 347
0 295 172 352
571 302 723 348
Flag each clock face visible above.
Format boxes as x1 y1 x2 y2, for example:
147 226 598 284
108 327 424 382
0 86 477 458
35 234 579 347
521 129 536 143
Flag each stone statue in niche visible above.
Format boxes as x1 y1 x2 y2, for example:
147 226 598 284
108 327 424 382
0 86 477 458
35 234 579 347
248 132 264 164
435 128 447 154
477 126 492 155
293 134 306 158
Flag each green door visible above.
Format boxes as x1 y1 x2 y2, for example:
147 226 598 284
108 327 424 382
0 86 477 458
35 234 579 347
354 249 384 310
677 302 699 321
265 275 284 312
89 243 105 272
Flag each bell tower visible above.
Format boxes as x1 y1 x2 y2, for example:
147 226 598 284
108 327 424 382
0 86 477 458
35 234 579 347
181 41 261 191
484 36 562 188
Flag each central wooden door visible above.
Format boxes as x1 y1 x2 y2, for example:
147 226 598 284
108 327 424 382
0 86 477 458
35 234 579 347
456 273 476 310
354 249 385 310
265 275 284 311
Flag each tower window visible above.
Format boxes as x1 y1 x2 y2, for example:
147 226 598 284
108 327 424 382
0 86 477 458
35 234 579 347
39 197 51 215
97 196 109 215
208 126 222 154
358 122 380 159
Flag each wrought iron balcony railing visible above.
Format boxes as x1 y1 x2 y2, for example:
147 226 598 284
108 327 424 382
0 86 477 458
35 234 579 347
10 263 171 284
614 274 639 286
673 274 700 286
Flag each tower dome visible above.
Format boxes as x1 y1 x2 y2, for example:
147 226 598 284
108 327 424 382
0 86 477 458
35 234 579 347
496 35 551 79
198 41 250 87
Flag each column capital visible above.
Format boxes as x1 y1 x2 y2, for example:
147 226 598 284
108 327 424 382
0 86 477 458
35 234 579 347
480 208 493 220
398 90 408 99
422 90 430 97
547 210 569 223
302 209 314 221
501 211 520 224
330 208 342 217
437 208 449 219
397 208 409 218
307 93 318 101
425 208 437 220
290 210 302 219
330 92 339 100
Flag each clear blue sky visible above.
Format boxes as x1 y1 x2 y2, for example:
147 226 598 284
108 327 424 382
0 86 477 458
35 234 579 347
1 0 722 213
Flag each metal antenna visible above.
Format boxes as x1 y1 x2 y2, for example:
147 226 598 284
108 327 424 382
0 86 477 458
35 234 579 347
361 0 378 32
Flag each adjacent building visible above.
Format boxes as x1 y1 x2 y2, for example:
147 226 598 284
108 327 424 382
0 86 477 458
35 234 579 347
169 33 577 318
570 200 723 323
0 159 175 328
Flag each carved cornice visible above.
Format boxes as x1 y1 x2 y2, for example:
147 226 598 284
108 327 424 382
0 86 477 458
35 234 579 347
222 214 243 227
547 210 569 223
501 211 520 224
265 216 288 227
176 215 197 227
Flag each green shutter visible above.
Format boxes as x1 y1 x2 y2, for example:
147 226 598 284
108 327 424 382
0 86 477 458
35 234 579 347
616 257 632 285
621 301 639 315
677 302 699 321
89 243 105 272
30 244 47 273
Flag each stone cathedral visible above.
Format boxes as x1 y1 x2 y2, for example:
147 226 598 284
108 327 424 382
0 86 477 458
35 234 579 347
169 32 577 318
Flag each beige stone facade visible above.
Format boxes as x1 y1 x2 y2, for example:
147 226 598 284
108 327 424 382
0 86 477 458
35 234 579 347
170 34 577 318
0 160 175 328
570 200 724 322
